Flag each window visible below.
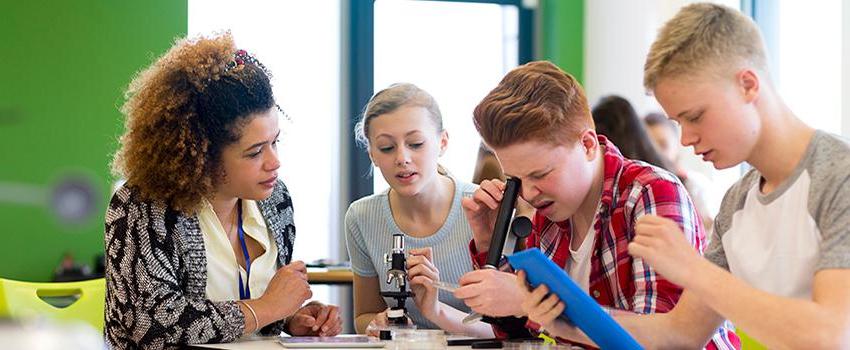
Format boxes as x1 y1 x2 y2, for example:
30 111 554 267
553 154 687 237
773 0 843 134
371 0 521 193
189 0 342 264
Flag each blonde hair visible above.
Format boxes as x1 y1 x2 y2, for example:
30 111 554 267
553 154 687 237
354 83 443 147
354 83 449 175
644 3 768 91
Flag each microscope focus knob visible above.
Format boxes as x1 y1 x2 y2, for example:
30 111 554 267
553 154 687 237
511 216 533 238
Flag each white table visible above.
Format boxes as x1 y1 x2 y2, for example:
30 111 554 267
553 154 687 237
190 335 478 349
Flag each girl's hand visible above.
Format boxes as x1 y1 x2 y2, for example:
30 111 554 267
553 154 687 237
407 247 441 319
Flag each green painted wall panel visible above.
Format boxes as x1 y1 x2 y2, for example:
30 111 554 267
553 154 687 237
0 1 187 281
539 0 584 84
0 0 582 282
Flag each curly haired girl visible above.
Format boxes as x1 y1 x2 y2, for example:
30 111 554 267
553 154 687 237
105 33 342 349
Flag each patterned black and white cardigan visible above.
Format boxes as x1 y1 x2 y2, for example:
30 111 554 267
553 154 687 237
104 180 296 349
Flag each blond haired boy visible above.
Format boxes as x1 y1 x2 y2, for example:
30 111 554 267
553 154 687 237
520 3 850 348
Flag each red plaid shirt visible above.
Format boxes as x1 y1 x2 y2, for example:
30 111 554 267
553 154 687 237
470 136 739 349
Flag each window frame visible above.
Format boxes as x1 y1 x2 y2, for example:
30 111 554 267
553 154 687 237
342 0 535 206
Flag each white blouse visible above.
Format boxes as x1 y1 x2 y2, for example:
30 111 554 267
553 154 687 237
199 199 278 301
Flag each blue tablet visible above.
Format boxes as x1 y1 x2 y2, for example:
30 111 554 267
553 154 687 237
507 248 643 350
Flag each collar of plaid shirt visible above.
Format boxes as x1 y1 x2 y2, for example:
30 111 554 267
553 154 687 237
469 135 738 349
531 135 702 314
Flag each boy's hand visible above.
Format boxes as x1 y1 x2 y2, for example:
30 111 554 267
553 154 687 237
629 215 704 287
454 269 524 317
461 179 505 253
516 270 565 328
516 271 592 343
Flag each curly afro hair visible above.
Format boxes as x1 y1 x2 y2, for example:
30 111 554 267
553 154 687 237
112 32 277 213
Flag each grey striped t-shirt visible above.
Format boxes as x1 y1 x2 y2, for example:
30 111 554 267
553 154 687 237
344 179 476 329
706 130 850 298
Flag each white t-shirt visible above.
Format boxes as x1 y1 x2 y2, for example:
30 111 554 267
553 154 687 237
723 176 821 298
706 131 850 298
566 223 596 294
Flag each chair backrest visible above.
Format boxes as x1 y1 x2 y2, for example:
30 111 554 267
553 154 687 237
0 278 105 331
737 329 767 350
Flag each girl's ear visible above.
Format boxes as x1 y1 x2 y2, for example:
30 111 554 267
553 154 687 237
439 130 449 157
367 145 376 165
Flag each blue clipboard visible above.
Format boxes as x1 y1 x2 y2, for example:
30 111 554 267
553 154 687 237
507 248 643 350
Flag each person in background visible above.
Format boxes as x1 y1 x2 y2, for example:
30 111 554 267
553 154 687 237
53 252 92 282
592 95 674 173
471 143 504 185
472 143 535 219
105 33 342 349
645 111 716 231
345 83 493 338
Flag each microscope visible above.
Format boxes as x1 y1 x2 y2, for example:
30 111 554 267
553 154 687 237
484 177 533 268
381 233 415 328
473 177 534 339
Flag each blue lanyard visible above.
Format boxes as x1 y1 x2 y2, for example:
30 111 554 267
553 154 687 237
236 200 252 300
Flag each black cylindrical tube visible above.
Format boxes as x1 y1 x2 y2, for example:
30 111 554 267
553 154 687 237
391 252 405 271
485 177 521 267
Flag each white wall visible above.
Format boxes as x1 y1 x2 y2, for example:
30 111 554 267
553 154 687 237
585 0 660 114
189 1 342 265
584 0 739 117
583 0 741 216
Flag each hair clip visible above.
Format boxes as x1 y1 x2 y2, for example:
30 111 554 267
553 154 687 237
224 49 270 77
234 49 250 66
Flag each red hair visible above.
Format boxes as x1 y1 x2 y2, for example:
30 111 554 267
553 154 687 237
473 61 593 148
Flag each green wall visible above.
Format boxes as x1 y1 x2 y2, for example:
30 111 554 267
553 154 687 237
0 1 187 281
539 0 584 84
0 0 582 282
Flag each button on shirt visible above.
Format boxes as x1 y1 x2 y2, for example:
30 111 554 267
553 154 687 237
199 199 278 301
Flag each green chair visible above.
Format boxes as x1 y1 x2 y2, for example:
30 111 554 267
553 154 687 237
0 278 105 331
737 328 767 350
